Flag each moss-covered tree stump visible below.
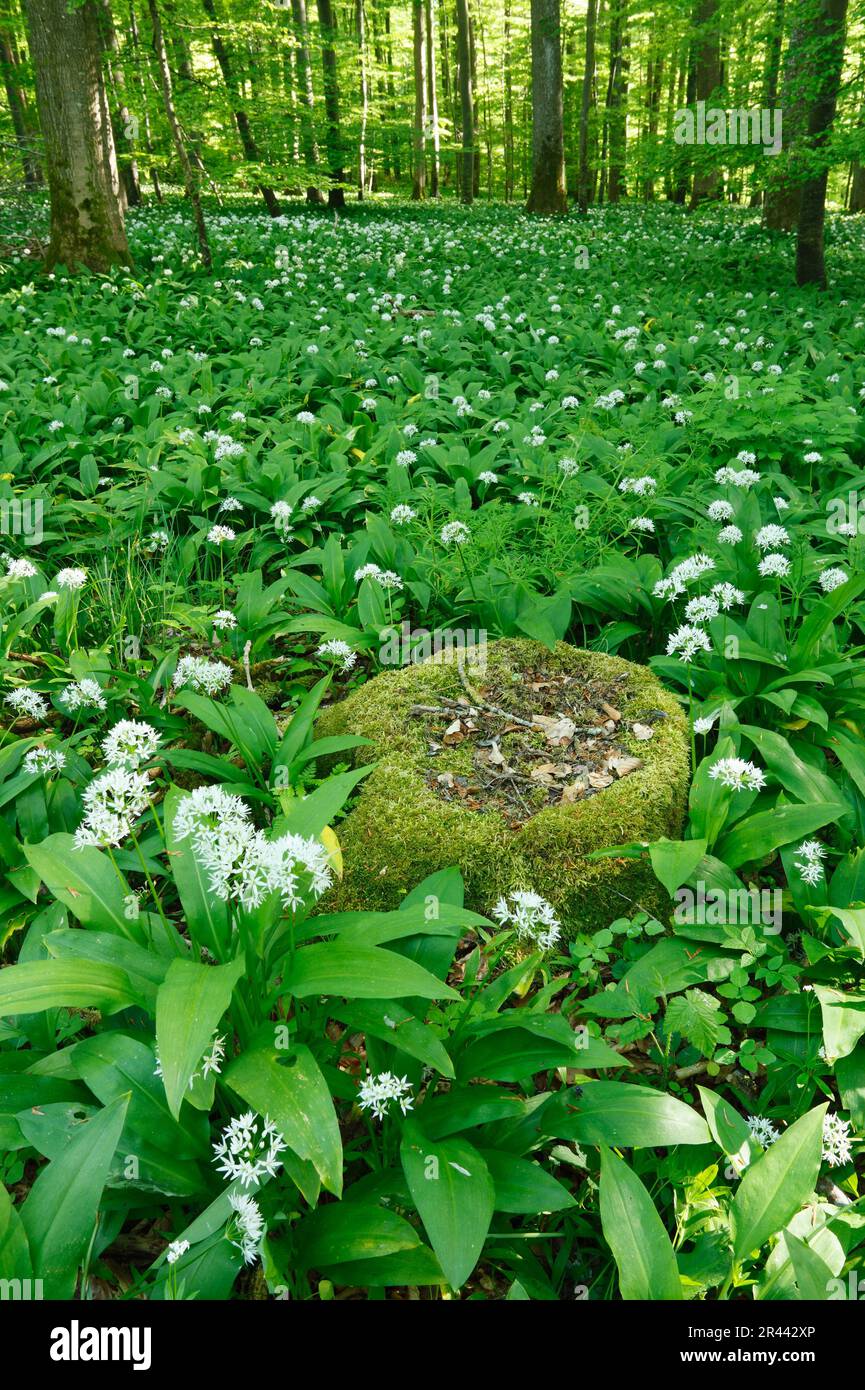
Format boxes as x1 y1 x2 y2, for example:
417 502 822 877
316 639 689 935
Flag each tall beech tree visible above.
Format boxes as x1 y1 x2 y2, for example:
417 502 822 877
22 0 129 270
316 0 346 208
526 0 566 214
455 0 473 204
795 0 849 286
201 0 280 216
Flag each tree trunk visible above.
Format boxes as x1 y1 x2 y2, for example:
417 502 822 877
577 0 597 212
412 0 426 198
0 32 43 188
426 0 440 197
764 0 809 230
22 0 130 271
127 0 162 200
455 0 473 204
147 0 211 267
316 0 345 208
796 0 849 287
688 0 723 208
290 0 322 203
98 0 141 209
469 7 479 196
605 0 628 203
503 0 514 200
201 0 280 216
526 0 567 213
356 0 369 198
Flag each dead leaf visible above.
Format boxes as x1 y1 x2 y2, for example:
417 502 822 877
443 719 464 745
609 755 643 778
600 701 621 721
631 723 654 741
561 780 586 803
532 713 577 745
588 771 614 789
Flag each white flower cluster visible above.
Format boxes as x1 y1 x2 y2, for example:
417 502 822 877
4 687 49 721
173 655 233 696
316 639 357 673
213 1111 286 1188
23 746 66 777
492 889 561 952
173 784 332 912
354 562 403 590
227 1191 265 1265
270 500 294 537
653 553 716 600
61 678 107 712
822 1112 853 1168
102 719 161 770
357 1070 415 1122
440 521 471 547
666 624 712 664
74 766 151 849
747 1114 780 1147
794 839 827 887
708 757 766 793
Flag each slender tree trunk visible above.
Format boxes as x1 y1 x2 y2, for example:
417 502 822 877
672 33 694 203
147 0 210 266
0 33 43 188
128 0 161 200
503 0 514 200
356 0 369 198
200 0 279 215
796 0 849 286
577 0 597 212
98 0 142 209
426 0 440 197
688 0 723 208
385 10 400 181
455 0 473 203
526 0 567 213
412 0 427 198
316 0 345 208
764 0 809 230
605 0 627 202
469 7 479 196
291 0 322 203
22 0 129 270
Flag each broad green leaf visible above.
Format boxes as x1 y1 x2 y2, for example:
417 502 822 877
813 986 865 1064
785 1231 835 1301
165 786 231 961
649 838 707 896
0 959 145 1017
599 1146 681 1300
0 1182 31 1283
716 802 848 870
156 957 244 1118
23 834 139 940
551 1081 711 1147
480 1149 576 1214
295 1201 423 1271
731 1105 826 1265
226 1041 343 1197
283 943 459 1000
698 1086 754 1171
401 1118 495 1289
20 1094 129 1298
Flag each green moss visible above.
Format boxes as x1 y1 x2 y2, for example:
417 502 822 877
316 639 690 936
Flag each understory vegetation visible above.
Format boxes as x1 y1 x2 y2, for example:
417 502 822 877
1 198 864 1301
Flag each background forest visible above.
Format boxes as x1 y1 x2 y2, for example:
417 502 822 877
1 0 863 282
